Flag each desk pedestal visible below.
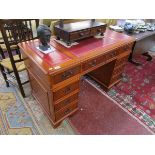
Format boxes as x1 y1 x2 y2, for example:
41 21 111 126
88 51 130 91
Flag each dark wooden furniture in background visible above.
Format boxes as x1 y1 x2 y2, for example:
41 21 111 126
126 31 155 65
0 19 39 97
19 29 135 127
54 20 107 46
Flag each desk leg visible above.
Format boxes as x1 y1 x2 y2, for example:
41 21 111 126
128 42 141 66
142 52 153 61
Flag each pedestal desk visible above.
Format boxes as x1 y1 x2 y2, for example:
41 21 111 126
19 29 135 127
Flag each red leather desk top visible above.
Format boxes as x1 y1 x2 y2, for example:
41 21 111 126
19 29 135 74
25 41 71 67
55 37 116 58
51 29 134 58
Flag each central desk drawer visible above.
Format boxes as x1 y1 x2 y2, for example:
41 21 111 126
53 81 79 101
54 93 78 112
82 50 117 72
52 65 81 85
82 55 106 71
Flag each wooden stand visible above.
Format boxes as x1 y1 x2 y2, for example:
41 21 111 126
54 20 107 46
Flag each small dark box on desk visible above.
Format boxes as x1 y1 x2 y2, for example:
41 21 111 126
54 20 107 46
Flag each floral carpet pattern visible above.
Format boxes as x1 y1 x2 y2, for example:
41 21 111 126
86 55 155 133
0 72 75 135
0 81 41 134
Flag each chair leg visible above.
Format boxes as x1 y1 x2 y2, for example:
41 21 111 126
0 64 26 97
15 49 19 55
0 64 9 87
19 84 26 98
13 69 26 98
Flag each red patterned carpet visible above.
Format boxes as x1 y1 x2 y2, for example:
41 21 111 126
107 55 155 132
68 55 155 134
111 56 155 118
69 79 152 135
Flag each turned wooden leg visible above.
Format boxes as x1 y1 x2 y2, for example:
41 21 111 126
100 32 104 36
67 42 71 46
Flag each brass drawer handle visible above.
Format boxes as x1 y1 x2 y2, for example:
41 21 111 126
63 99 70 105
79 32 84 37
64 87 71 94
107 52 116 59
97 28 101 32
89 59 97 67
124 46 129 51
61 71 73 80
111 51 116 56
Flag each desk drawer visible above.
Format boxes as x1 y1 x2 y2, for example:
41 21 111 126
70 29 90 40
82 50 117 72
55 101 78 121
82 55 107 72
52 65 81 85
82 58 98 71
117 44 133 55
54 93 79 112
53 81 79 101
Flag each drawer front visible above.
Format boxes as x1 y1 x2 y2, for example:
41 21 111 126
82 57 99 71
53 65 81 85
82 50 117 72
117 44 133 55
70 29 90 40
54 93 78 112
53 81 79 101
55 101 78 121
82 55 107 72
90 26 106 36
